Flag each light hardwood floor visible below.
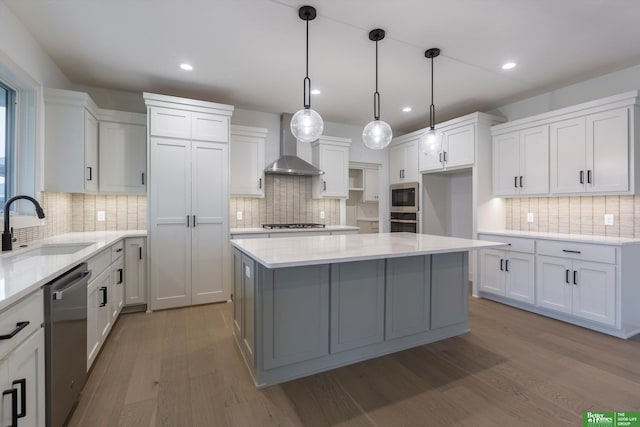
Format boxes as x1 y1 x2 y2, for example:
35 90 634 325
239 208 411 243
69 294 640 426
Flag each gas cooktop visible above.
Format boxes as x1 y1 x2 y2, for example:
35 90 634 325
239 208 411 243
261 223 326 230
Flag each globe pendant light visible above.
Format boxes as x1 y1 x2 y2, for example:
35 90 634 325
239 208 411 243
290 6 324 143
362 29 393 150
421 47 442 155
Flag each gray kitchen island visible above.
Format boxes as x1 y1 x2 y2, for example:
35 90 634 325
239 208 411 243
230 232 504 387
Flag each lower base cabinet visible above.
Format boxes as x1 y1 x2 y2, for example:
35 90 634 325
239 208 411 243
385 256 430 339
124 238 146 307
479 248 535 305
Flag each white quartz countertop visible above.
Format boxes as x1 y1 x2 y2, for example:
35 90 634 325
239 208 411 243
230 225 359 235
0 230 146 311
478 230 640 246
231 232 506 268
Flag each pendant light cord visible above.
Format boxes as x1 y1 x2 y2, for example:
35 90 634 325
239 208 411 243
303 16 311 109
429 55 435 130
373 38 380 121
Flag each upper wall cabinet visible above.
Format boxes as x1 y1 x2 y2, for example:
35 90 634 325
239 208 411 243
420 123 475 173
44 88 148 195
493 125 549 196
230 125 267 198
312 136 351 199
492 90 640 197
149 106 229 142
389 138 419 185
44 89 100 193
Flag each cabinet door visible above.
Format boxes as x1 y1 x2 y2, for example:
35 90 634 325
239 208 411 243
232 249 242 338
87 277 100 369
389 144 405 184
191 142 229 304
572 261 615 326
431 252 468 329
402 140 420 181
587 108 629 193
330 260 385 353
99 122 146 194
550 117 586 194
111 257 125 319
241 254 255 366
124 238 146 306
505 252 535 304
97 272 112 342
2 329 45 427
320 144 349 198
363 168 379 202
230 133 264 197
419 133 444 172
84 110 99 193
385 256 431 339
149 107 191 138
149 138 192 310
443 124 474 170
191 112 229 142
536 256 572 314
520 125 549 195
492 132 520 196
479 250 506 295
262 265 330 370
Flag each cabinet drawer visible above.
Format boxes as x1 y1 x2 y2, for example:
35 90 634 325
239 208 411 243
0 291 43 360
191 112 228 142
111 240 124 261
88 249 111 279
149 107 191 138
478 234 534 254
536 240 616 264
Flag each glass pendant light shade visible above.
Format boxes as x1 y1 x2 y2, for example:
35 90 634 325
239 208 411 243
363 119 393 149
420 127 442 155
290 107 324 143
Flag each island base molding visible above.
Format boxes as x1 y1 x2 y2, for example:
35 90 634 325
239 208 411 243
232 251 470 388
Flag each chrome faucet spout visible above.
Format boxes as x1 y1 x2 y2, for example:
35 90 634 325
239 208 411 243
2 195 46 252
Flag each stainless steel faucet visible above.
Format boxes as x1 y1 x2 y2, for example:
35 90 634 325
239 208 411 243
2 195 46 252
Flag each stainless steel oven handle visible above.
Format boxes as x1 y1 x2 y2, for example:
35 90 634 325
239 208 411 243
389 219 419 224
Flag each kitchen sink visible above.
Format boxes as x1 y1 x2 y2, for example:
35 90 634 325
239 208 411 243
3 242 96 261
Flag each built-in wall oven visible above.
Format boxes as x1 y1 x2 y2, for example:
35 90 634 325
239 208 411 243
390 182 419 212
390 212 419 233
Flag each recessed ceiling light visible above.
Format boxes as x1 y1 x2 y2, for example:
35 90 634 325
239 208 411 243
501 62 516 70
180 63 193 71
402 107 412 112
311 89 321 95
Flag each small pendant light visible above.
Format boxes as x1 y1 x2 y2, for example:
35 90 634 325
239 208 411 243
362 29 393 150
421 47 442 154
290 5 324 143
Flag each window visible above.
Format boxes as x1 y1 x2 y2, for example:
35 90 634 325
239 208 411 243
0 80 15 206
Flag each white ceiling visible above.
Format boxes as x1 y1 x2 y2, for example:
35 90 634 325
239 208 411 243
6 0 640 132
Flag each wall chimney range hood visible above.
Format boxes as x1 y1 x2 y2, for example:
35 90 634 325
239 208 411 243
264 113 324 176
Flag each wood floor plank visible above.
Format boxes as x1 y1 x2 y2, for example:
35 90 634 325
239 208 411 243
68 295 640 427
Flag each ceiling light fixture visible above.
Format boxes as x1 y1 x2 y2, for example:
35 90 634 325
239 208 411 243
502 62 516 70
421 47 442 155
311 89 321 95
362 29 392 150
180 63 193 71
290 5 324 143
402 107 412 113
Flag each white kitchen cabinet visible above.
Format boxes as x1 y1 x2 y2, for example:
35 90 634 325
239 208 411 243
389 138 419 184
145 93 233 311
87 266 110 369
312 136 351 198
98 117 147 194
44 89 100 193
550 108 630 194
363 167 379 202
110 257 125 320
124 237 146 307
230 125 267 197
421 124 476 173
0 291 45 427
493 125 549 196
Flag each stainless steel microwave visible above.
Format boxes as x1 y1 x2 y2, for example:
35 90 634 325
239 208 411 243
390 182 419 212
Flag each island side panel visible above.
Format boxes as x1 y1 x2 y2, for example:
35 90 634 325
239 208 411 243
431 252 469 329
241 253 256 365
330 260 385 353
262 264 330 370
385 255 431 339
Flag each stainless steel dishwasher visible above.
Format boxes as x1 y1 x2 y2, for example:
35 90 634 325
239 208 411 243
43 263 91 427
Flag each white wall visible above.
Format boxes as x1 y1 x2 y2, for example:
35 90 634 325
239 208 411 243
491 63 640 121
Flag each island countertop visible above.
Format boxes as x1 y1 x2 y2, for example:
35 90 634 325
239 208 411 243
231 232 506 268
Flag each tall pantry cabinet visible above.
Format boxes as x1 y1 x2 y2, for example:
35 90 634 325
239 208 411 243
143 93 233 310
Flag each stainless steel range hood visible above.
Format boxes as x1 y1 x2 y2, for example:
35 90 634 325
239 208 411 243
265 113 324 176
